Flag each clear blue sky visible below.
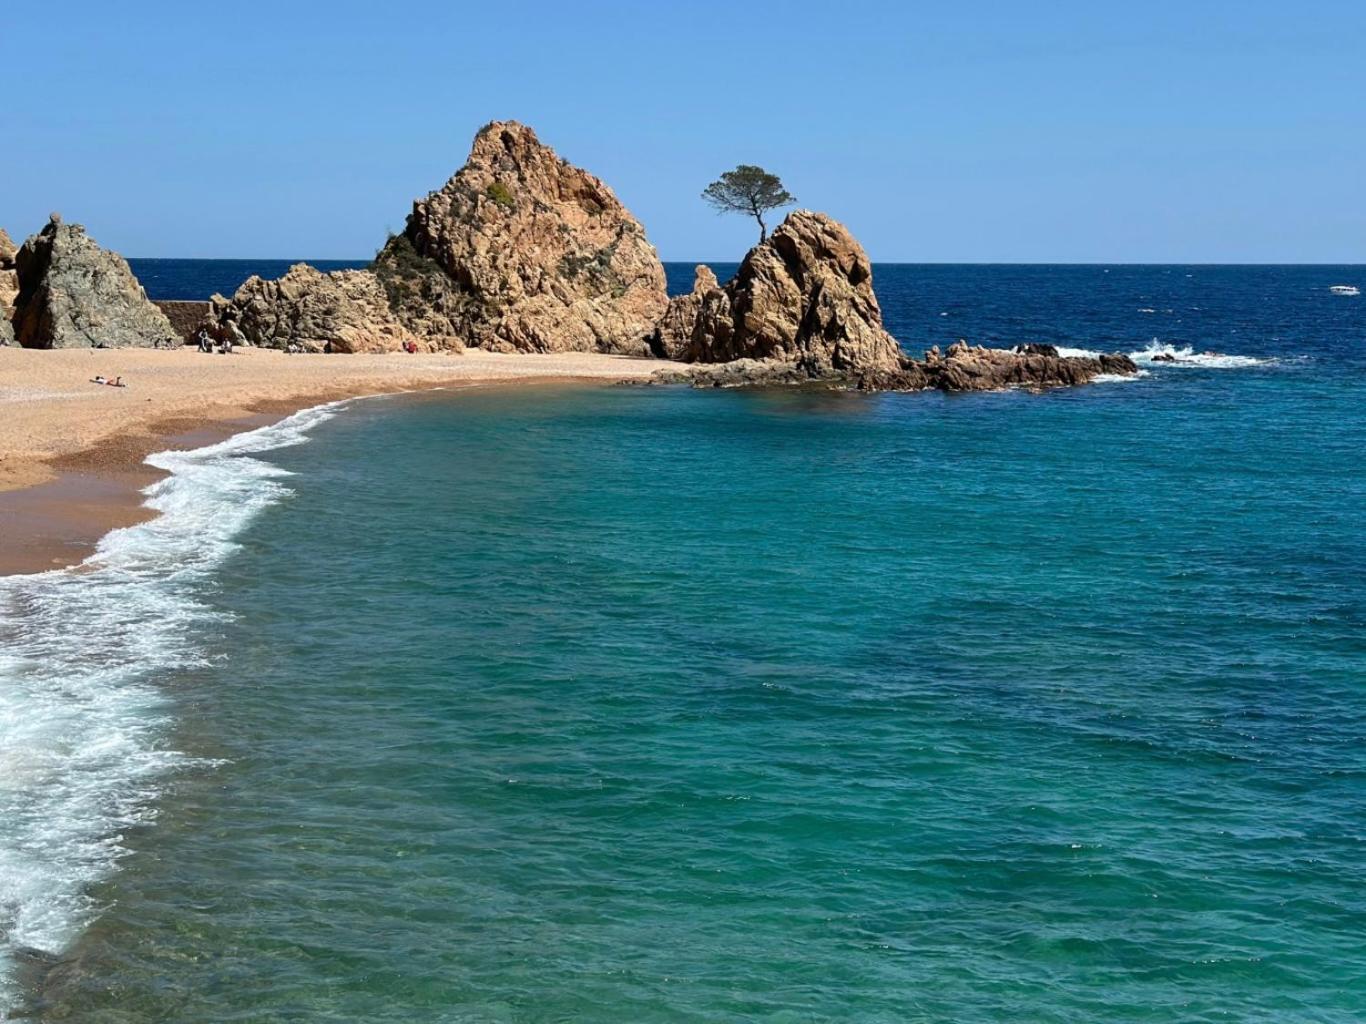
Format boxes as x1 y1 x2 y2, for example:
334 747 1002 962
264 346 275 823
3 1 1362 262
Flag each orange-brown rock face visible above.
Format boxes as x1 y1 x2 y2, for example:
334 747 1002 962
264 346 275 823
209 264 423 353
654 211 903 375
0 228 17 345
379 121 667 354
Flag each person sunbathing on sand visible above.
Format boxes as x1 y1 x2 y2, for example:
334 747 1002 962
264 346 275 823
90 375 126 387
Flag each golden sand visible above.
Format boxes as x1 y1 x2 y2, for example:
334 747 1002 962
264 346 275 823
0 346 668 573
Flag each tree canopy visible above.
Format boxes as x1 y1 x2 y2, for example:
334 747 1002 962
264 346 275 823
701 165 796 243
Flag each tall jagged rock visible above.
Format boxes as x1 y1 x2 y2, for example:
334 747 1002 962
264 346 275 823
652 265 726 361
373 120 667 354
0 228 17 345
208 263 425 353
654 210 903 376
12 216 177 349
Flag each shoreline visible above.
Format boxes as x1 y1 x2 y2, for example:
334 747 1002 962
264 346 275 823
0 347 669 576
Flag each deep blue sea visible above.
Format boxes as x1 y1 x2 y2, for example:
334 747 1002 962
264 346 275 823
3 261 1364 1021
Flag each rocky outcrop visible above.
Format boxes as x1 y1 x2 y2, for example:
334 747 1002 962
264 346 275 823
653 210 903 376
0 228 17 345
658 340 1138 391
206 263 425 353
651 211 1136 392
373 120 667 354
869 341 1138 391
652 265 723 361
12 216 177 349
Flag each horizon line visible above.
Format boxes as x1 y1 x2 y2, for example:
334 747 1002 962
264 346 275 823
123 256 1366 268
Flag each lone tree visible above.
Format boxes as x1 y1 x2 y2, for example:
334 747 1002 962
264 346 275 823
702 165 796 243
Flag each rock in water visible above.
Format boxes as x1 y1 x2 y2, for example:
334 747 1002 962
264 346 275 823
651 212 1137 392
0 228 17 345
864 340 1139 392
12 218 176 349
654 210 903 376
373 120 667 354
208 264 424 353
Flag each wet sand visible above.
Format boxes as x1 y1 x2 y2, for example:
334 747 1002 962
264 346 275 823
0 347 668 575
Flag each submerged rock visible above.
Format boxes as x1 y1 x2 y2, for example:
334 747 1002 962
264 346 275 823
373 120 667 354
12 217 177 349
655 210 902 376
207 263 425 353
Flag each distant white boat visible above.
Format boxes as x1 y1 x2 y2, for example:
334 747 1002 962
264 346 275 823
1329 284 1360 296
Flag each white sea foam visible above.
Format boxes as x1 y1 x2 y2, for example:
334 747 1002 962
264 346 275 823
0 400 345 1011
1057 342 1270 370
1129 340 1272 369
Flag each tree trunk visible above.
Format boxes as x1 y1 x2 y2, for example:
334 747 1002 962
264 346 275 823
756 210 767 243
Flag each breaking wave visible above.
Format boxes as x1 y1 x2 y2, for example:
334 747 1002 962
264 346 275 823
1129 341 1273 369
0 401 346 1012
1057 342 1273 370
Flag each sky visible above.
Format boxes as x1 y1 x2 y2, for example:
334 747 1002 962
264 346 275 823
2 1 1362 262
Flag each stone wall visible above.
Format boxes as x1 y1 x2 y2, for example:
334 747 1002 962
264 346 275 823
153 300 211 341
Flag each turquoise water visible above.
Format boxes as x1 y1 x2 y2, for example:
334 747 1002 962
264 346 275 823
4 267 1366 1020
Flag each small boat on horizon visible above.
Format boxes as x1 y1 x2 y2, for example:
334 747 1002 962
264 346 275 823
1329 284 1360 296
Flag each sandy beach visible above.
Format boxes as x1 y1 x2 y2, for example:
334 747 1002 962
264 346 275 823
0 346 668 574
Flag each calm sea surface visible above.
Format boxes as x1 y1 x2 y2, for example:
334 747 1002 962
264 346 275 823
3 263 1364 1021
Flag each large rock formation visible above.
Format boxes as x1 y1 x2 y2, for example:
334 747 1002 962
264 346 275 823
202 121 667 355
0 228 17 345
12 216 177 349
653 210 903 376
372 120 667 354
208 263 424 353
651 211 1137 392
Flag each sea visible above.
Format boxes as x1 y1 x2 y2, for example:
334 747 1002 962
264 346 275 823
1 262 1363 1022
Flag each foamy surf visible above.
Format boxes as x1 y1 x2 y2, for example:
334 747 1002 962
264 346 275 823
1130 340 1272 369
0 400 345 1012
1057 343 1271 370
